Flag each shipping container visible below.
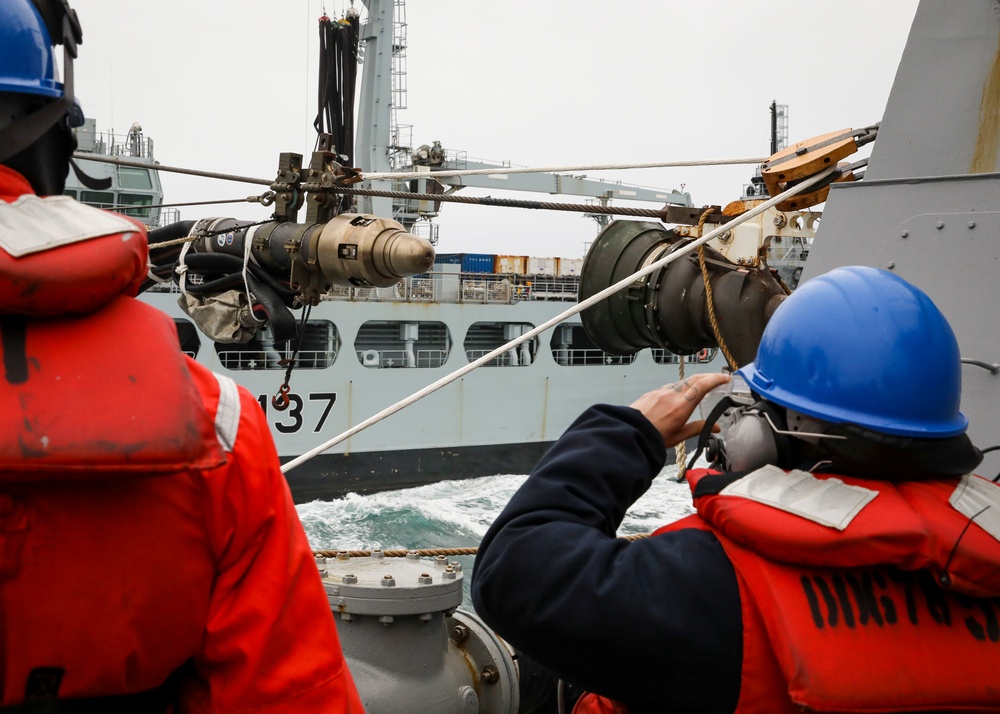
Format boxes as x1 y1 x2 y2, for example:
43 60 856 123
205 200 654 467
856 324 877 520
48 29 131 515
527 256 559 276
494 254 528 274
434 253 496 273
433 253 463 265
558 257 585 276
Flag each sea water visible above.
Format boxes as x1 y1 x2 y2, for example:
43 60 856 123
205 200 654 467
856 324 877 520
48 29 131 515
296 463 697 608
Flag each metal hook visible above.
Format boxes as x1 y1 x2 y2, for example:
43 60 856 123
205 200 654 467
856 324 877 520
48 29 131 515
272 384 291 411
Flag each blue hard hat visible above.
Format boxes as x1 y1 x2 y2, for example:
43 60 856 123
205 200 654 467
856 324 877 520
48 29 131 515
0 0 63 99
737 266 967 438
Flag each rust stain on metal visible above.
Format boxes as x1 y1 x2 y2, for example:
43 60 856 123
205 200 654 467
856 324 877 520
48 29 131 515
972 33 1000 173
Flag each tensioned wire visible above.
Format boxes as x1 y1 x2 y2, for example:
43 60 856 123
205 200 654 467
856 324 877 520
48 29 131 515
72 151 768 185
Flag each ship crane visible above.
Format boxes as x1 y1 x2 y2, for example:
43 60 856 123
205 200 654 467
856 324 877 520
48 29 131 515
353 0 694 240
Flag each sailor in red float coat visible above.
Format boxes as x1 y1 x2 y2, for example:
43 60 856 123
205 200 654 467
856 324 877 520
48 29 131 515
0 164 365 712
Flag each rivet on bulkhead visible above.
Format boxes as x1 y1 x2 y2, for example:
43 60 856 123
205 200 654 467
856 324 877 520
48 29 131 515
886 262 895 270
936 220 945 230
900 230 909 239
968 221 977 229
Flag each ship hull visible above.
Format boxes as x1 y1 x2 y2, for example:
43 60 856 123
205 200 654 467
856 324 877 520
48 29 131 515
141 288 716 501
282 441 553 503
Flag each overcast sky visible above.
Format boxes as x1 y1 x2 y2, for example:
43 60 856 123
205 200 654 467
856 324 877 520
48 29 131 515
70 0 919 258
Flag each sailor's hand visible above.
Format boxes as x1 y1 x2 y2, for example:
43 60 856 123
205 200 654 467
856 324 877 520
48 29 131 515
630 373 731 448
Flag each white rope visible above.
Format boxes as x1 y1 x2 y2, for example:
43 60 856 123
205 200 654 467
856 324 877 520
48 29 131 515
241 224 256 309
175 240 193 297
360 156 768 182
281 166 836 474
238 225 267 327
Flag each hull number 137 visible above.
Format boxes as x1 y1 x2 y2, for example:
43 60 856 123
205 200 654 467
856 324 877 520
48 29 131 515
256 392 337 434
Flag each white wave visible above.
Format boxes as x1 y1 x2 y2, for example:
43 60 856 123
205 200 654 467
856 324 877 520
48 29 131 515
297 465 701 551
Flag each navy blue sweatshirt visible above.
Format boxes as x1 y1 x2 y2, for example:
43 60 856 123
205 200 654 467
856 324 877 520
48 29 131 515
472 404 742 713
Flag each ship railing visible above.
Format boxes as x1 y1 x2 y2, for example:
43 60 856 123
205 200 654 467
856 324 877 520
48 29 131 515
523 276 580 302
322 272 569 305
216 349 337 370
464 349 532 367
355 348 448 368
109 134 154 160
460 277 515 303
552 348 637 366
151 271 577 307
154 207 181 227
650 347 718 365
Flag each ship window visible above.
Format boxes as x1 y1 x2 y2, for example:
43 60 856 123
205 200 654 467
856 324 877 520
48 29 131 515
549 323 637 366
117 193 153 218
80 190 114 210
355 320 451 368
215 320 340 370
174 318 201 358
63 189 77 199
464 322 537 367
118 166 153 189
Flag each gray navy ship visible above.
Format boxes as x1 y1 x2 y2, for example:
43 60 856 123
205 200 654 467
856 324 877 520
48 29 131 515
66 0 821 503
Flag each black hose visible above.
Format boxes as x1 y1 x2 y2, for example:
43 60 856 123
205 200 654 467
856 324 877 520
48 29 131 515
314 13 359 212
247 274 298 342
179 252 296 303
146 220 197 262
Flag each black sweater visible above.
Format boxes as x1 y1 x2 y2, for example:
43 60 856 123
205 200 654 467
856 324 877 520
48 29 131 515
472 404 743 713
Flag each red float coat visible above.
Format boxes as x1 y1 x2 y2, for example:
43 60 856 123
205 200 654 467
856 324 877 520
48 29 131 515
0 165 364 713
672 467 1000 713
576 465 1000 714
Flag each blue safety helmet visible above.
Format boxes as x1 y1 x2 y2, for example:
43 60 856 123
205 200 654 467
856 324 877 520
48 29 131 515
737 266 967 438
0 0 83 168
0 0 63 98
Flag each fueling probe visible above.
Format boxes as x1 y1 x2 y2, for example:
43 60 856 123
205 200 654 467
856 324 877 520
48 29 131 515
145 136 436 344
578 123 878 370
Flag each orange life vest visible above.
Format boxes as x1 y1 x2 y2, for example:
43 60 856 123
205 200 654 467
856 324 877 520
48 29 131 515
578 467 1000 713
0 166 365 712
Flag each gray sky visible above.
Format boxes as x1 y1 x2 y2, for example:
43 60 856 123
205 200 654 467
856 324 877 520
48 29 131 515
70 0 919 258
